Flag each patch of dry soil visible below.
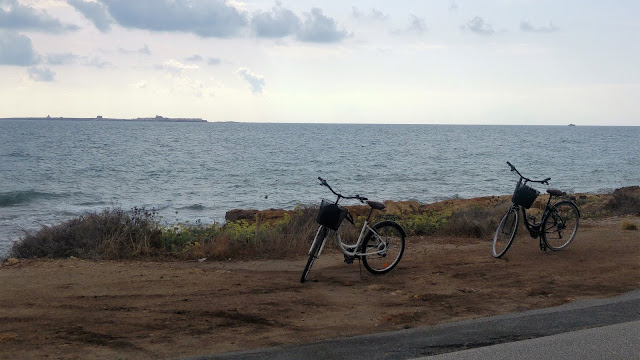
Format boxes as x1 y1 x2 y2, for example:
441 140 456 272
1 216 638 359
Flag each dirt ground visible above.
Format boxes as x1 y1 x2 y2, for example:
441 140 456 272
1 216 638 360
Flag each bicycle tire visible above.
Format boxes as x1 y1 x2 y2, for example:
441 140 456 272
541 201 579 250
362 221 405 274
300 226 328 283
493 206 519 258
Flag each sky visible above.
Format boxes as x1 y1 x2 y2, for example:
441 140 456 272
0 0 638 125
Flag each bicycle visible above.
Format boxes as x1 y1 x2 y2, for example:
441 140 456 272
300 177 406 283
492 162 580 258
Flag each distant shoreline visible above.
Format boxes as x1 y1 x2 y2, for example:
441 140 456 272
0 116 207 123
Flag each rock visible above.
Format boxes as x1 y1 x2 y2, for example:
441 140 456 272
225 209 258 222
2 258 19 266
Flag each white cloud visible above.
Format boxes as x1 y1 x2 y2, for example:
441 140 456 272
0 30 39 65
132 80 148 88
118 44 150 55
186 54 203 62
521 21 558 33
161 59 198 76
0 0 78 33
28 66 55 81
463 16 494 35
67 0 113 32
98 0 248 38
45 52 78 65
237 67 265 94
251 2 300 38
297 8 349 43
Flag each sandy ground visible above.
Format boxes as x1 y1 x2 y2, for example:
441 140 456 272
0 216 638 360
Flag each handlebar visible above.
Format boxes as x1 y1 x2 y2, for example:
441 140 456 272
318 177 368 202
506 162 550 185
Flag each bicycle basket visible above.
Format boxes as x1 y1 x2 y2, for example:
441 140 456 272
512 183 539 209
316 199 348 231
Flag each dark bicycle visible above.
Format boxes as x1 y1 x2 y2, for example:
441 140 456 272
300 177 406 283
493 162 580 258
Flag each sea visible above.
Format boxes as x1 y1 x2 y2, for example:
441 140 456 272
1 120 638 256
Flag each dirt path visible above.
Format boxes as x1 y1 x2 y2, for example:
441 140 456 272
1 216 638 360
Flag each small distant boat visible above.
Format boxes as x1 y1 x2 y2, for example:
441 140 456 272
568 123 576 127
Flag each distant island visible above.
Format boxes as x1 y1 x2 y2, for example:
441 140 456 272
0 115 207 123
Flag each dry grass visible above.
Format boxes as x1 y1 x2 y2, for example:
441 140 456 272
621 220 638 231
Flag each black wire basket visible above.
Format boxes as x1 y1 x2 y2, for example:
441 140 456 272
316 199 348 230
512 183 540 209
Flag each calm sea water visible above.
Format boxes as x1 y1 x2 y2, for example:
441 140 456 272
1 120 638 255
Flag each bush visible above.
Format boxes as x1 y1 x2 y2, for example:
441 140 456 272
442 206 506 238
621 220 638 231
398 210 451 236
10 207 161 259
605 188 640 216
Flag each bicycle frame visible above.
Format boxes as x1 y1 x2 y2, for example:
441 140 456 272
318 204 386 258
514 193 556 239
313 177 389 258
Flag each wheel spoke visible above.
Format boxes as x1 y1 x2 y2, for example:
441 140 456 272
542 201 579 250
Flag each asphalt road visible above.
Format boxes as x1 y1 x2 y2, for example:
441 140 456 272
419 320 639 360
183 289 640 360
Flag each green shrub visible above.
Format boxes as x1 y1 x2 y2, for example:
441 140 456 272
621 220 638 231
398 210 451 236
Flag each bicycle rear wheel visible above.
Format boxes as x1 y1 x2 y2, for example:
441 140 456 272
493 206 519 258
300 226 327 283
362 221 405 274
542 201 579 250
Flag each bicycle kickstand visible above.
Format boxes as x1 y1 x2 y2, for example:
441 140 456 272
539 238 547 252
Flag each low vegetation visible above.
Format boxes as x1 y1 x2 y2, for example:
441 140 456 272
8 187 639 261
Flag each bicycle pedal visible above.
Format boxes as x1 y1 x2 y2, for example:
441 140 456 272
344 255 354 264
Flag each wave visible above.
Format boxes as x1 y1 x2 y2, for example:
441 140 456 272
179 204 207 211
0 190 62 207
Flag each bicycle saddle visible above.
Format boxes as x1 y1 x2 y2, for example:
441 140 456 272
366 200 386 210
547 188 566 196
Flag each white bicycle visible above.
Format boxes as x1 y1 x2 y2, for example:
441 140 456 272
300 177 406 283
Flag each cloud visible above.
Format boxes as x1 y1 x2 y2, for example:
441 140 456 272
352 7 389 21
449 0 459 13
0 0 78 33
85 56 112 68
463 16 494 35
392 14 427 35
45 52 79 65
0 30 40 65
208 57 221 65
297 8 349 43
28 66 55 81
132 80 148 88
408 14 427 33
370 9 389 21
118 44 150 55
67 0 113 32
521 21 558 33
186 54 203 62
251 1 300 38
98 0 248 38
237 67 265 94
161 59 198 76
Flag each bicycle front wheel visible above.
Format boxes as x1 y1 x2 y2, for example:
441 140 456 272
493 206 519 258
301 226 328 283
362 221 405 274
542 201 579 250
